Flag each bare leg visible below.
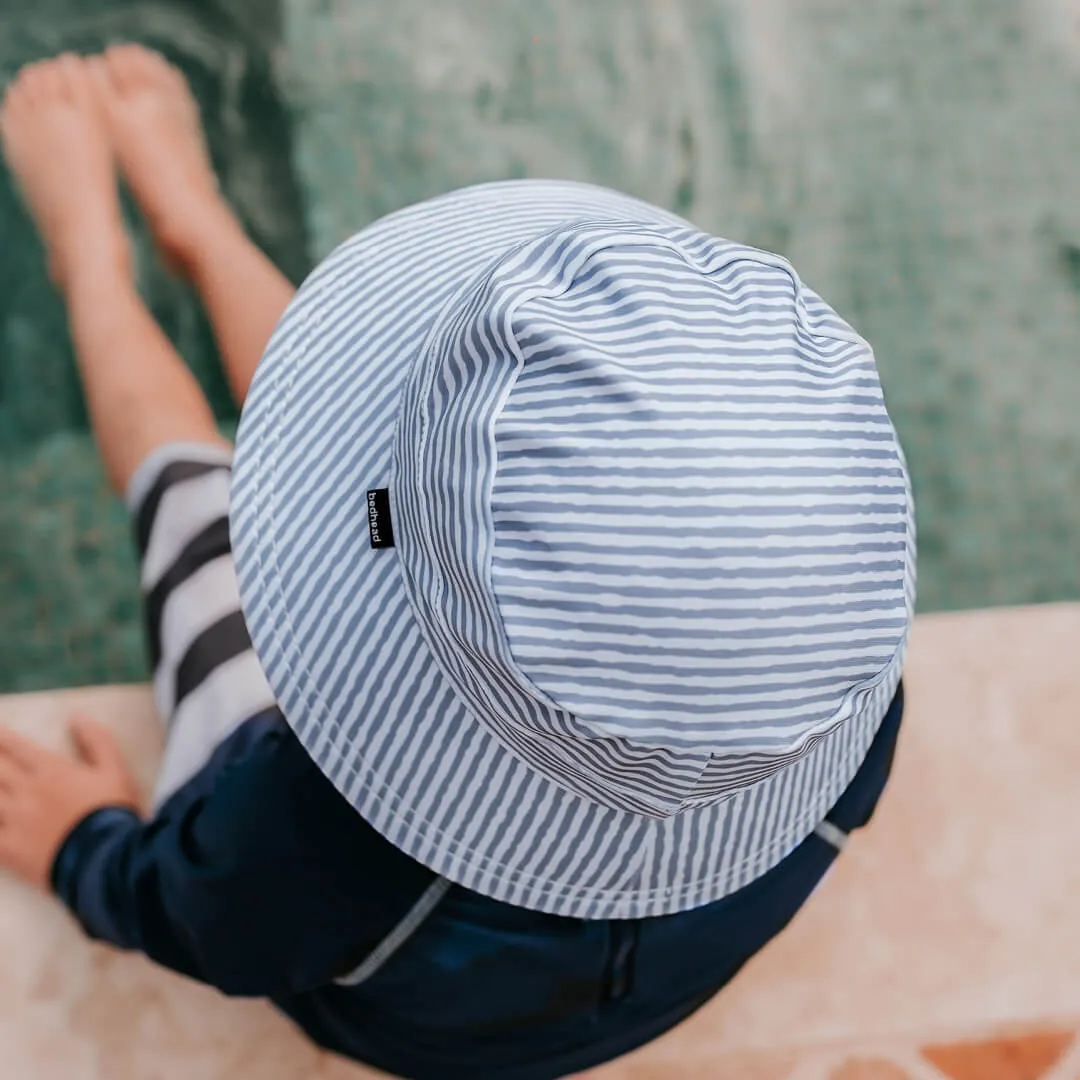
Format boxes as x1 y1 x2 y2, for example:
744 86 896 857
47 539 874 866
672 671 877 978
90 45 296 409
0 53 226 496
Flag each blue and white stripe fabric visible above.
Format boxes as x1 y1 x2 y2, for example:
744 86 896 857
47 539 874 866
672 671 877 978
231 179 915 919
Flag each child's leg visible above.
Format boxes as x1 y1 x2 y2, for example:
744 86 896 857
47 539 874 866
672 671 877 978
0 53 226 495
90 44 297 410
1 54 275 805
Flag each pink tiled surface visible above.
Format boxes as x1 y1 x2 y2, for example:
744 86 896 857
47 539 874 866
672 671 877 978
2 603 1079 1079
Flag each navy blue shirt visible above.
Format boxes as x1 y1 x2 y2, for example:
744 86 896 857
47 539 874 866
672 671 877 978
52 690 904 1080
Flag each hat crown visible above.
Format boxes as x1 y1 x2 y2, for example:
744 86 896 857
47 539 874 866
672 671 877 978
394 220 912 817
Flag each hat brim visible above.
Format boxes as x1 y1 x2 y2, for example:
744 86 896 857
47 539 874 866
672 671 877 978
231 180 903 918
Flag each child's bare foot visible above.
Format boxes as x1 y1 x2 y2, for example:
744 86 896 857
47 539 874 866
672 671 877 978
0 54 131 294
89 44 235 277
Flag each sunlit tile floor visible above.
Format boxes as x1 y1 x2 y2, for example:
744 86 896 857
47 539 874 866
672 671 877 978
2 603 1079 1079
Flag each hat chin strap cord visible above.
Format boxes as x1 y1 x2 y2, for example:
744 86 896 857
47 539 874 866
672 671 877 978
813 819 849 852
334 877 453 988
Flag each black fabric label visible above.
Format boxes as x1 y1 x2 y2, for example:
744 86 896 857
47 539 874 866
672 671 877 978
366 488 395 549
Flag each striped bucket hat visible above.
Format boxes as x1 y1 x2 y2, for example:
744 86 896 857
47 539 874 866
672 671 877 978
231 180 915 919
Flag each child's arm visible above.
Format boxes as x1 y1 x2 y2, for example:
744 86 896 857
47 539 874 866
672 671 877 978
9 711 436 998
47 712 315 995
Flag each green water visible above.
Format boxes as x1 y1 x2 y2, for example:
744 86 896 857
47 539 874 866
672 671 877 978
2 0 1079 691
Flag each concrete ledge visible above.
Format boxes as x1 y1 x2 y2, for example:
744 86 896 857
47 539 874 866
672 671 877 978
2 604 1079 1079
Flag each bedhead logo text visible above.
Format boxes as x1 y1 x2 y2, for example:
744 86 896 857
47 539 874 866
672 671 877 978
366 488 395 549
